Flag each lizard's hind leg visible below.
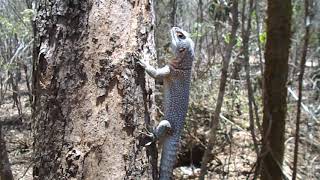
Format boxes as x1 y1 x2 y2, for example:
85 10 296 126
154 120 172 142
141 120 172 146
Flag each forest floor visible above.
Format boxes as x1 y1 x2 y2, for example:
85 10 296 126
174 76 320 179
1 80 319 180
0 84 33 179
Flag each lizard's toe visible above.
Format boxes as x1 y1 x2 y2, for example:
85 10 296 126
139 128 156 146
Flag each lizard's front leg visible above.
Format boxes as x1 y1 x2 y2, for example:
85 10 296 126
137 59 172 145
137 59 170 79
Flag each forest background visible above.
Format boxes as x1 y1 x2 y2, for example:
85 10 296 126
0 0 319 179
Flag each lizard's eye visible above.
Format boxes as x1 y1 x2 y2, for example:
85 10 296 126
176 32 186 39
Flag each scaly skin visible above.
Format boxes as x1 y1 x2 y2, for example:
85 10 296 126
138 27 194 179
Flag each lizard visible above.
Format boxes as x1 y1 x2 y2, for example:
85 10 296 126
138 27 195 180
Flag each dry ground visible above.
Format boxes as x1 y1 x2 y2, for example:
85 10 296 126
1 80 319 180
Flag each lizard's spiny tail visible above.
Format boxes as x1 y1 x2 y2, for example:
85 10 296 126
159 135 180 180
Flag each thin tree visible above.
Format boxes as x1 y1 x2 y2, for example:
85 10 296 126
241 0 259 156
292 0 310 179
199 1 239 179
260 0 292 179
0 125 14 180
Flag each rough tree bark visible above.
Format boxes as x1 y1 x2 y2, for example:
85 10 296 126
169 0 177 26
0 125 14 180
260 0 291 179
32 0 157 179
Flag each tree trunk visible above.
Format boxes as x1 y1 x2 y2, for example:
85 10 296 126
169 0 177 26
32 0 157 179
0 125 14 180
199 1 239 178
292 0 310 179
261 0 291 179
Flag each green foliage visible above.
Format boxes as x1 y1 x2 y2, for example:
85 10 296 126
223 33 242 47
223 33 231 44
208 1 230 22
191 22 204 38
309 30 320 47
236 36 242 48
259 31 267 45
0 1 33 79
0 4 33 40
3 62 18 71
252 10 257 20
0 15 14 34
22 9 34 23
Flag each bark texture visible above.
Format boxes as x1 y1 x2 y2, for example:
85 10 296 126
261 0 291 179
32 0 157 179
0 126 13 180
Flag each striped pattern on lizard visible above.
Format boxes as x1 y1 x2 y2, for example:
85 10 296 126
138 27 195 180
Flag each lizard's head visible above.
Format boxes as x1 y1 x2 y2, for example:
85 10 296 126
170 27 194 59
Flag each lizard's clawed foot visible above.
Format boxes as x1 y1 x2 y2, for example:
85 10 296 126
139 127 156 146
136 59 147 69
132 52 147 68
139 120 172 146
